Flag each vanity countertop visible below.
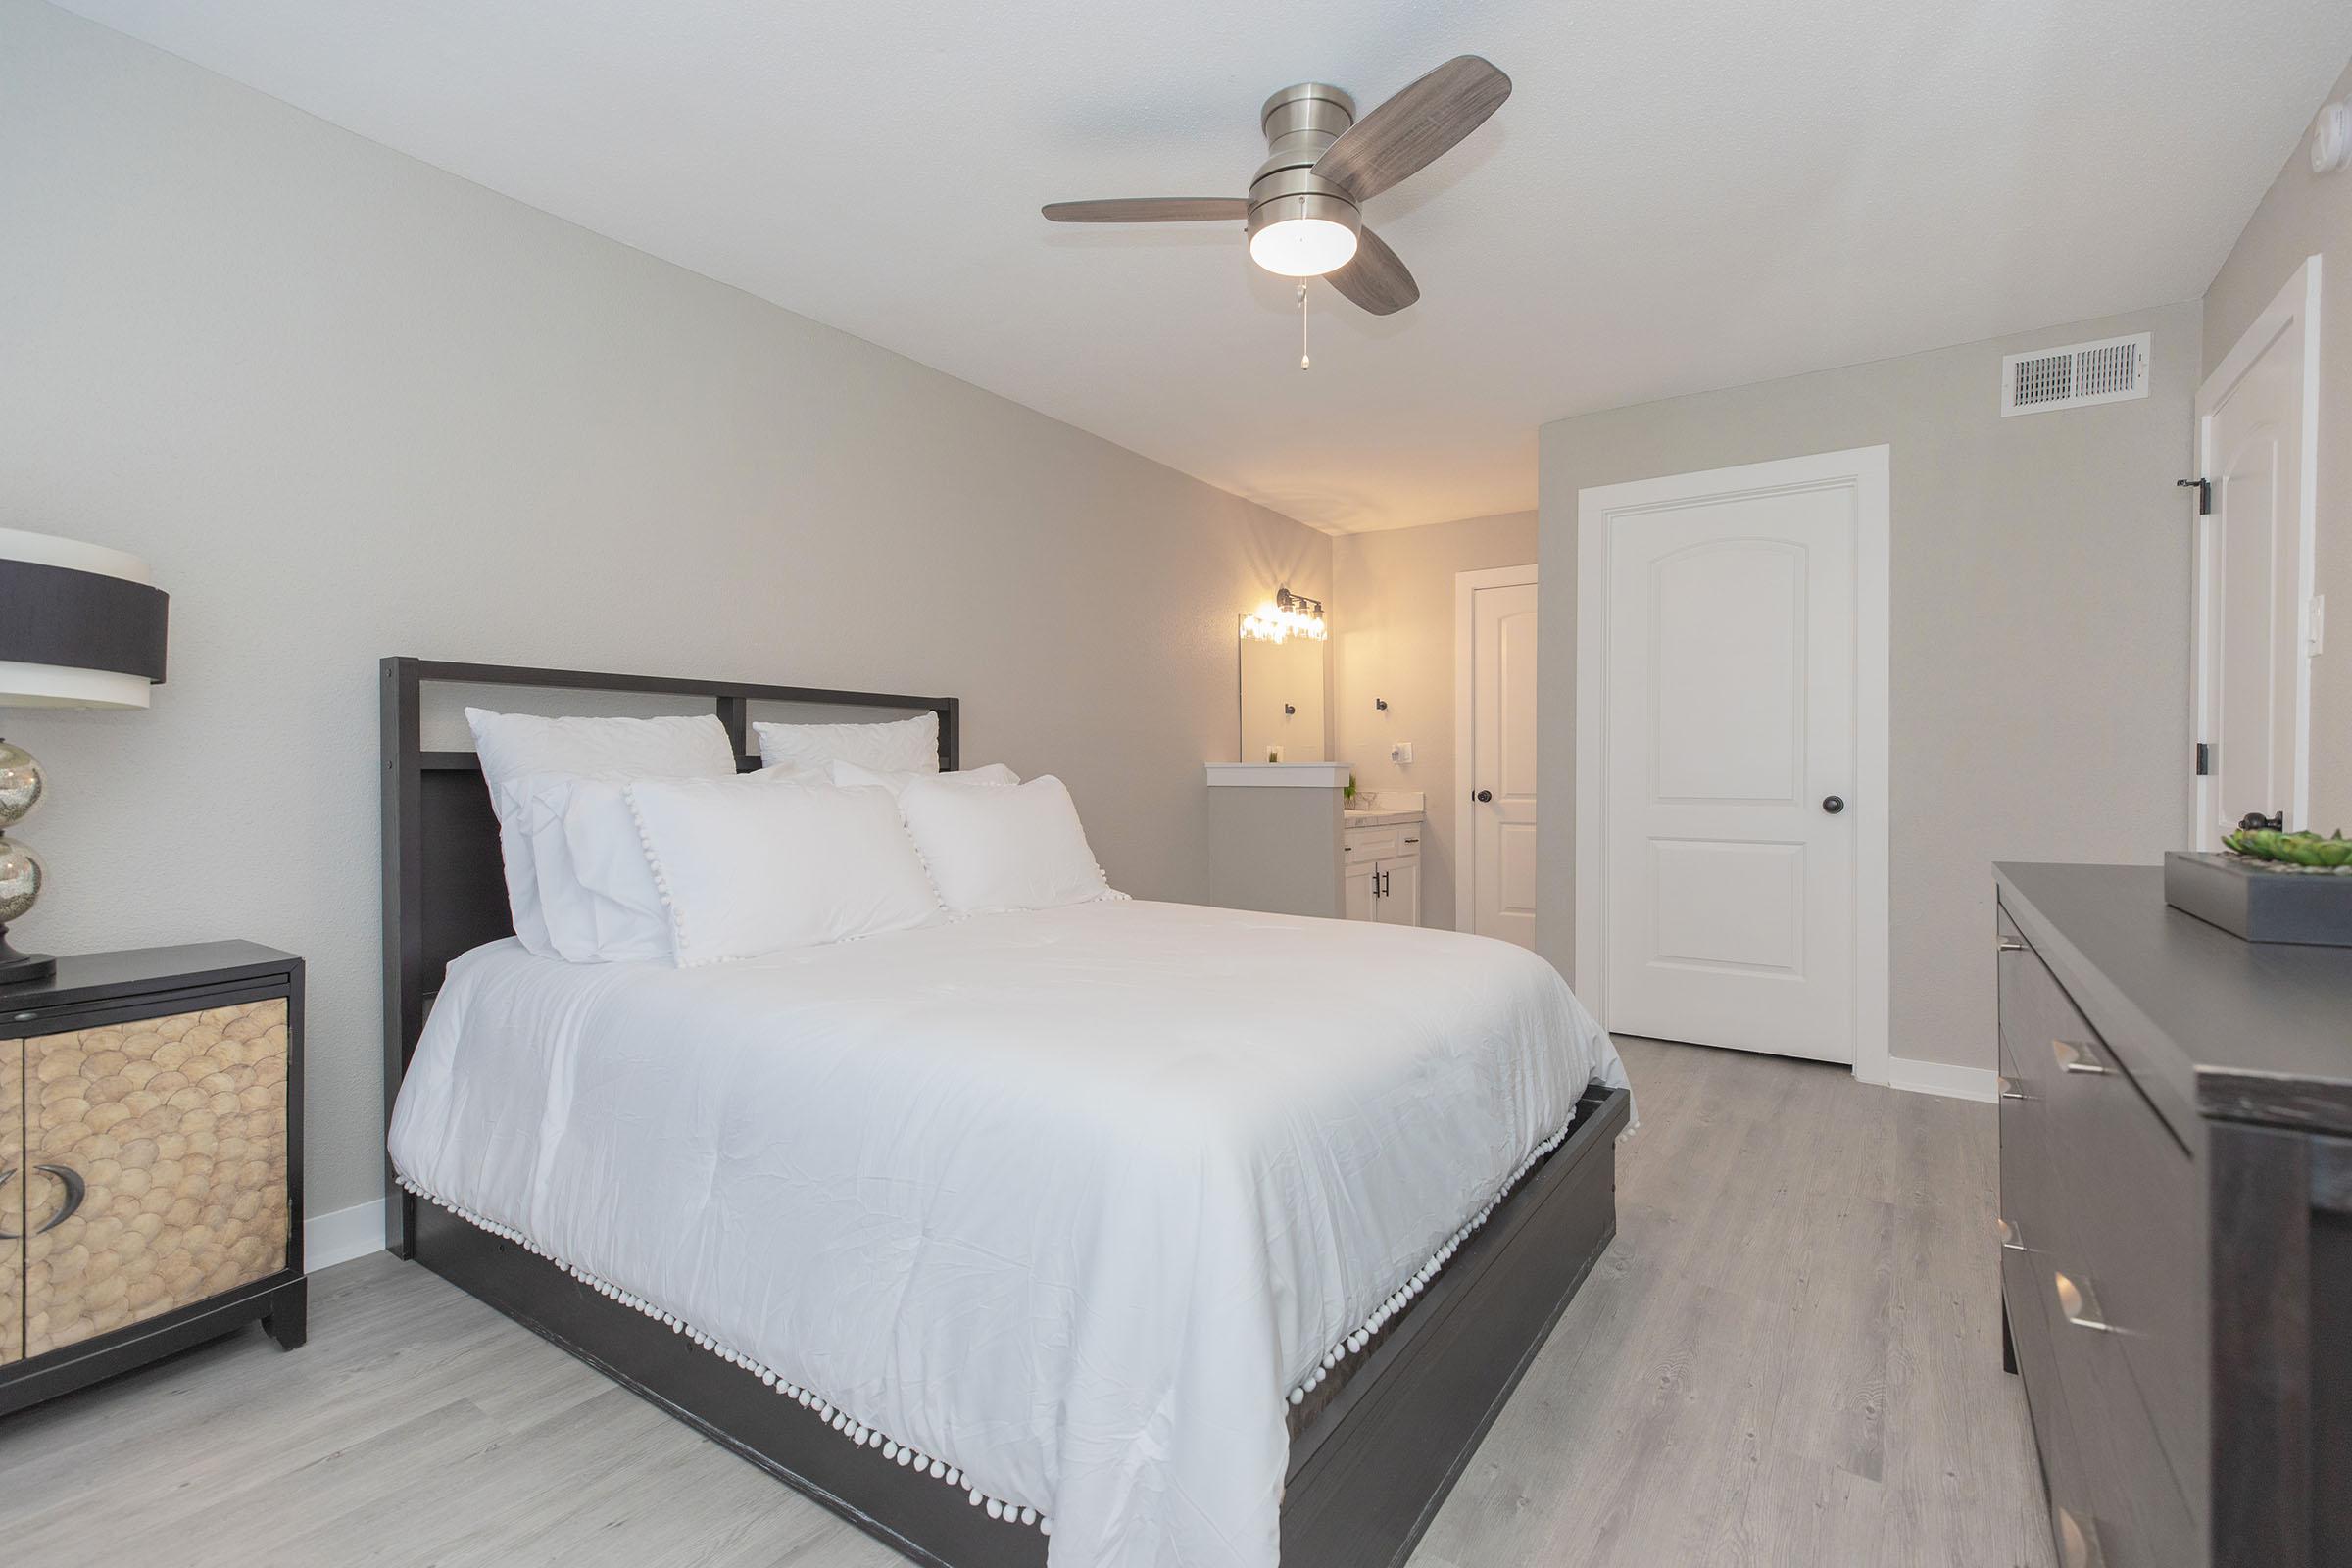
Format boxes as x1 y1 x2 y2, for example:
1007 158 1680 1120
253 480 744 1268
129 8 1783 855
1343 789 1426 828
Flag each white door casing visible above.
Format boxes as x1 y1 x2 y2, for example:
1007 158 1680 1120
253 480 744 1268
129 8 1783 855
1576 447 1890 1085
1455 565 1540 946
2193 255 2322 847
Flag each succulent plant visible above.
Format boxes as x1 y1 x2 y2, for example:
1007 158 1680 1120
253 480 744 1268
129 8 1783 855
2222 827 2352 868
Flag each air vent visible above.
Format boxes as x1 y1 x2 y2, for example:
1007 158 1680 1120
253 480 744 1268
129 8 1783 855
2001 333 2150 416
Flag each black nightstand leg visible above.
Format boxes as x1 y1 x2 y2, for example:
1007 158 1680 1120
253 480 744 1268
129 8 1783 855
262 1277 309 1351
2001 1295 2017 1375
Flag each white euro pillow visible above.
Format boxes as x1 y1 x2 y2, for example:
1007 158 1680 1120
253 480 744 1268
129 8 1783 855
824 759 1019 795
756 711 938 774
625 777 941 964
492 775 671 963
896 774 1115 914
466 709 737 957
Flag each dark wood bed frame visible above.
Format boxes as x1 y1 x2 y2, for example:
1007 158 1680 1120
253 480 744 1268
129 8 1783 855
380 656 1630 1568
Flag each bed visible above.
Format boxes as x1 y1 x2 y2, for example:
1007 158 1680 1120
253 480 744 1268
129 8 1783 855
380 658 1633 1568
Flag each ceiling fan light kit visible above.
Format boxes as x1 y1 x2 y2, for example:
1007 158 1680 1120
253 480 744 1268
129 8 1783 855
1247 83 1363 277
1042 56 1511 318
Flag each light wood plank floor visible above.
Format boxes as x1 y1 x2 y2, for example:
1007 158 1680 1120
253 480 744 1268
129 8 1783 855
0 1038 2055 1567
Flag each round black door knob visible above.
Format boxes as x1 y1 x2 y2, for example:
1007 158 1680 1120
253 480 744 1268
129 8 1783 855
1823 795 1845 814
1475 789 1493 803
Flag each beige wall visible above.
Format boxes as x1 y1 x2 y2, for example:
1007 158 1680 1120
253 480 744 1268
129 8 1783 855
2203 57 2352 832
0 3 1328 1220
1538 303 2199 1072
1333 511 1538 930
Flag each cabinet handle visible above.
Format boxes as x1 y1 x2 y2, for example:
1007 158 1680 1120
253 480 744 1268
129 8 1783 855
4 1164 89 1236
2056 1504 2106 1568
1996 1216 2026 1251
1996 936 2027 953
2051 1038 2108 1075
2053 1270 2118 1333
1997 1074 2027 1102
31 1163 86 1234
1403 837 1418 845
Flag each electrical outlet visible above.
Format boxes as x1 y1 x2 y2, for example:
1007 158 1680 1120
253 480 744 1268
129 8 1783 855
1390 741 1414 764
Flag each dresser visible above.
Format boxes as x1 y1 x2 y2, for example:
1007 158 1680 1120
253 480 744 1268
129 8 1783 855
1994 863 2351 1568
1 942 305 1416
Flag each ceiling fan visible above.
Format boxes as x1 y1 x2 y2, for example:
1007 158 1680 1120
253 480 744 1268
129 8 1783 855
1043 56 1511 316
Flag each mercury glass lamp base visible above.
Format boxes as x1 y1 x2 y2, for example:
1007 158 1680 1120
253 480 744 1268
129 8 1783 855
0 926 54 986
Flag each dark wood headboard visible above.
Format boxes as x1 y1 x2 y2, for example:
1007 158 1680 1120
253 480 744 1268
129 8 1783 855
378 657 958 1256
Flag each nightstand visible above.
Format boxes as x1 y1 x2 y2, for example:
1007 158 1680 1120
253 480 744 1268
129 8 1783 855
1 942 304 1416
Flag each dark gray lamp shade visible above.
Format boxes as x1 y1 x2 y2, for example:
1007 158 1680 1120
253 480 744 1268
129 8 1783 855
0 528 169 708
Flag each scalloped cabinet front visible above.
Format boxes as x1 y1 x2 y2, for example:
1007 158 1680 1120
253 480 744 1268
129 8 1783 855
22 1000 290 1358
3 1035 20 1363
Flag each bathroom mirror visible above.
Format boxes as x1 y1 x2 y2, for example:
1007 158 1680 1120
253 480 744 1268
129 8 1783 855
1237 620 1327 763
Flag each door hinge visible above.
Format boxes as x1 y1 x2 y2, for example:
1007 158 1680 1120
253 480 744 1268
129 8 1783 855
2194 741 2210 777
2177 477 2212 515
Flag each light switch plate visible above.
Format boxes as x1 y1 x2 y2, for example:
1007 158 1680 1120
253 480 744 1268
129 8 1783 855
1390 741 1414 764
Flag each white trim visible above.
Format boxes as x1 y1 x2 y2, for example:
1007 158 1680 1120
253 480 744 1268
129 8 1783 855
304 1198 387 1272
1575 445 1893 1088
1202 761 1352 788
1452 563 1540 935
1886 1056 1998 1103
2191 254 2322 844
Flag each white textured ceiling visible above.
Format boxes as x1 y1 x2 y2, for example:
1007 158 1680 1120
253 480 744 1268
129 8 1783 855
51 0 2352 531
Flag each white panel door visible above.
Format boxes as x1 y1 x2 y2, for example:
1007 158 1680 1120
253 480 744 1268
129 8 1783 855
1602 486 1858 1062
2194 259 2319 846
1463 574 1540 947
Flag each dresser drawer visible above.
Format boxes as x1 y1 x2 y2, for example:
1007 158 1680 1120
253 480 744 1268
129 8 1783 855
2005 1244 2104 1568
2044 1024 2206 1524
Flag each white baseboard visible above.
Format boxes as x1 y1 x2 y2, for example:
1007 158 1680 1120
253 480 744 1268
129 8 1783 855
304 1199 387 1272
1886 1055 1997 1103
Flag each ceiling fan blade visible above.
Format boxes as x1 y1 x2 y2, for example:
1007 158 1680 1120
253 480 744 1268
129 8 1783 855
1042 198 1249 223
1325 227 1418 316
1313 56 1511 202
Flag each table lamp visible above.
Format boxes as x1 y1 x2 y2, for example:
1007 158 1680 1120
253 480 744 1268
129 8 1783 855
0 528 170 985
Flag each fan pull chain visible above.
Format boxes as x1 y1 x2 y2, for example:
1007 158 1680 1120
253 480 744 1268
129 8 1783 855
1298 282 1310 370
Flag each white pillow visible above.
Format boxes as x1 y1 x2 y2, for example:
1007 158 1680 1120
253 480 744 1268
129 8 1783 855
467 708 737 781
825 759 1019 795
466 709 738 956
896 774 1114 914
492 775 671 963
756 711 938 774
625 777 941 964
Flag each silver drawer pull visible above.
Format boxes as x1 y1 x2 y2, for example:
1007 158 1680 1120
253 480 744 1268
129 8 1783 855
1997 1074 2027 1101
2051 1038 2107 1075
2053 1270 2118 1333
1997 935 2027 953
1996 1216 2026 1251
2056 1504 2106 1568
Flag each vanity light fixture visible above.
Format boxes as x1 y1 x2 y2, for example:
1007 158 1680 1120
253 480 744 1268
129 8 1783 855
1240 587 1328 644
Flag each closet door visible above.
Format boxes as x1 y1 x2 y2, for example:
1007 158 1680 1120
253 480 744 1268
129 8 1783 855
3 1036 19 1364
23 1000 290 1358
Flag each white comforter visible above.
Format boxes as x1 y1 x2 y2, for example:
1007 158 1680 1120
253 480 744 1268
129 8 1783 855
387 899 1626 1568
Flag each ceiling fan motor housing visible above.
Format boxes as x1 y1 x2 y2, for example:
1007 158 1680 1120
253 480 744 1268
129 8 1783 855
1248 82 1361 243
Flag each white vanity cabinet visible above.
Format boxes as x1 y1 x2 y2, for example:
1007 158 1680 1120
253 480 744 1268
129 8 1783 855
1204 768 1424 926
1343 818 1422 926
